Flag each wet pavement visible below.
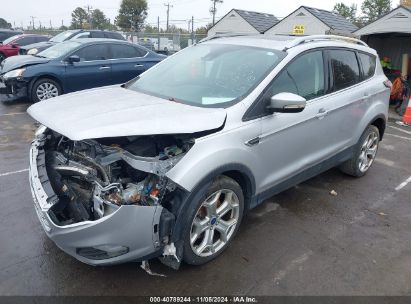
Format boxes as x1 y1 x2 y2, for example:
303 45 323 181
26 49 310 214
0 99 411 296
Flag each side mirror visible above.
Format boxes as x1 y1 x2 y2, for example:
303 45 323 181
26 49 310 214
267 92 306 113
11 43 19 48
67 55 80 64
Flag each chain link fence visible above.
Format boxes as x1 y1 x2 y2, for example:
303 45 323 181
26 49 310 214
24 29 207 54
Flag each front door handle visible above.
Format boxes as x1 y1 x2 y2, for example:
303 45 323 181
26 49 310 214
99 66 111 70
134 64 144 68
316 108 328 119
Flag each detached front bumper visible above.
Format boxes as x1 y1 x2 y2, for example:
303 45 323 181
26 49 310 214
29 138 164 266
0 76 28 102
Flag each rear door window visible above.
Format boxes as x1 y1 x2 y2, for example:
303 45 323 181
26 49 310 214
105 32 125 40
72 44 110 61
91 31 105 38
358 52 376 80
329 49 360 91
109 44 147 59
17 36 37 46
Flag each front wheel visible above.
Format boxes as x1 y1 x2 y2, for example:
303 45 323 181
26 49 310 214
183 176 244 265
31 78 62 102
0 53 5 63
339 125 380 177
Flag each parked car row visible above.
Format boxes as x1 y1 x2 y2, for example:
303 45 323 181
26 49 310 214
19 29 125 55
0 39 165 102
0 34 50 62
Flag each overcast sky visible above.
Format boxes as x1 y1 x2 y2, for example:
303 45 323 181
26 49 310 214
2 0 398 30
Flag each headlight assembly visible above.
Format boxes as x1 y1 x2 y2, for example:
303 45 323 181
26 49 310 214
27 48 38 55
35 125 47 137
3 68 25 80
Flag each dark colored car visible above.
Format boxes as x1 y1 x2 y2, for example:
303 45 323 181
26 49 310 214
19 29 125 55
0 29 23 43
0 34 50 62
0 39 165 102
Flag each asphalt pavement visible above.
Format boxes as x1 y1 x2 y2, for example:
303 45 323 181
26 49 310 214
0 98 411 296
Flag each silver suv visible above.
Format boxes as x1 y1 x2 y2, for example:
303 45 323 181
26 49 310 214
28 35 390 268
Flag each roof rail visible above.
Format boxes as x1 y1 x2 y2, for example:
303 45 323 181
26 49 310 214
284 35 368 50
199 33 260 43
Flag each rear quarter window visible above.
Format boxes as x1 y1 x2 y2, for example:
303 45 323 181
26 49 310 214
105 32 125 40
329 49 360 91
358 52 376 80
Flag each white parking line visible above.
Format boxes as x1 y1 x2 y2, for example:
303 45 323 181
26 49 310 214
0 112 26 117
388 125 411 135
0 168 29 177
385 133 411 141
395 176 411 191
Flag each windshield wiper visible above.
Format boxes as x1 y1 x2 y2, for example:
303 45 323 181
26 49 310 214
33 55 46 58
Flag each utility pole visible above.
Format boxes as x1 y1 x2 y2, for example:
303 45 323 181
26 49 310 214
191 16 194 44
210 0 223 25
164 2 173 31
30 16 36 30
157 16 160 52
85 5 93 29
49 20 52 29
39 21 42 30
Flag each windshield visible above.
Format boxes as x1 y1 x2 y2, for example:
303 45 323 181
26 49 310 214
127 44 285 107
2 35 19 45
50 30 76 43
37 41 81 59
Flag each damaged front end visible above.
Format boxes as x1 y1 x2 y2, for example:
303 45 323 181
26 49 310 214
30 126 192 266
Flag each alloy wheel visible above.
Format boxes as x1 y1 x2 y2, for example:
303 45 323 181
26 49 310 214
36 82 59 101
190 189 240 257
358 130 379 173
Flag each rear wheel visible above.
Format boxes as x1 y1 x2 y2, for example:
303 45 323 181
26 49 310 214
183 176 244 265
31 78 62 102
0 53 5 63
339 125 380 177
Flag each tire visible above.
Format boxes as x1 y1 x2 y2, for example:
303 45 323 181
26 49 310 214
339 125 380 177
182 176 244 265
0 53 5 63
31 78 62 103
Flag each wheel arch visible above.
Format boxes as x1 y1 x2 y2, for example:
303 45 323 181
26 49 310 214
169 163 256 244
370 115 386 140
28 74 65 98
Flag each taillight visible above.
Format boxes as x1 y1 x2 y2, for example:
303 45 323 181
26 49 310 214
384 80 392 89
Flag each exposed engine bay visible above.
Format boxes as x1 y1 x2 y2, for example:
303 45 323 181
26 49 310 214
43 130 193 226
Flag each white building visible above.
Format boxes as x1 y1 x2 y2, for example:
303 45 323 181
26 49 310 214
265 6 358 36
207 9 278 37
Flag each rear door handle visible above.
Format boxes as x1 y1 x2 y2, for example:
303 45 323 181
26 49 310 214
316 108 328 119
99 66 111 70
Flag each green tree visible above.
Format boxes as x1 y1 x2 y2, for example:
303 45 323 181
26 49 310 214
361 0 392 23
333 3 358 23
196 23 213 35
71 7 88 29
0 18 12 29
92 9 109 29
116 0 148 31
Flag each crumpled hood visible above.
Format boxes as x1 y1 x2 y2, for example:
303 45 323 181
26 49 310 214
0 55 50 74
27 86 227 140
